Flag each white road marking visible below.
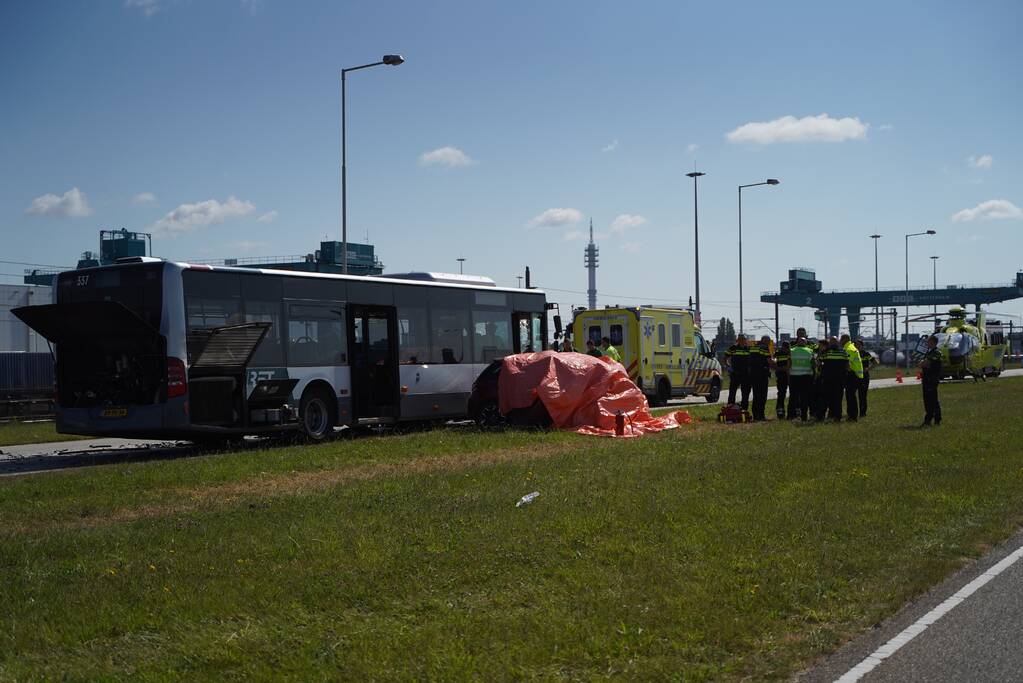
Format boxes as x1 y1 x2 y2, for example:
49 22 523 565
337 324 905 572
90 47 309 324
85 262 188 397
836 543 1023 682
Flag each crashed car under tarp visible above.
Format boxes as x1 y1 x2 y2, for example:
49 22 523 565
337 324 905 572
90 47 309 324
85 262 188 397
495 350 691 437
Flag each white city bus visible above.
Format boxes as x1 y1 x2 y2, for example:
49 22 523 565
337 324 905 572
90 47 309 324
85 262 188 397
14 258 549 440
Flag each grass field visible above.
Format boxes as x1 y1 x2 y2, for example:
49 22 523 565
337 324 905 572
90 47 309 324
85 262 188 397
0 420 90 447
2 379 1023 681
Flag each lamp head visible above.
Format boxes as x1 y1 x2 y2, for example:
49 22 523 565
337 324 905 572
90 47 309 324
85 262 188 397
926 229 936 235
686 171 706 178
766 178 780 185
870 233 882 239
382 54 405 66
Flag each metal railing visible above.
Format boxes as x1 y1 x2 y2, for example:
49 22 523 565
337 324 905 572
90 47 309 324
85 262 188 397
761 281 1019 297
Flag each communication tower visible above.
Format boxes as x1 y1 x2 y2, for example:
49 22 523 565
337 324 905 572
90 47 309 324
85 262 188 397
584 219 598 309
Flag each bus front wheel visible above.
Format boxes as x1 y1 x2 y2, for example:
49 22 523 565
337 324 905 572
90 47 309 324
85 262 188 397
300 388 336 441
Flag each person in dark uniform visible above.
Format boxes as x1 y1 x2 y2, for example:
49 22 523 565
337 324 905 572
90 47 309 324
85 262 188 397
812 338 829 420
854 339 875 417
773 340 791 418
749 335 774 421
820 337 850 422
920 335 943 426
724 335 751 409
585 340 603 357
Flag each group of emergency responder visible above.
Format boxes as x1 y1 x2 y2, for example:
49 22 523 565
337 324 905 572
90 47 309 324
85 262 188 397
723 328 943 426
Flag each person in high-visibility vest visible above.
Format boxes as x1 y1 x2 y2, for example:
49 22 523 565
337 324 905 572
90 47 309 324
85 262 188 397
599 336 622 363
840 334 863 422
854 339 876 417
788 337 815 421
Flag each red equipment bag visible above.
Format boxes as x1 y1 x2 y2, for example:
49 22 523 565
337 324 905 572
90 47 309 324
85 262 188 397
717 403 751 424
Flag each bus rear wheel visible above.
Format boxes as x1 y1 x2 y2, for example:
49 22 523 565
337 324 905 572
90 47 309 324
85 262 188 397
300 388 336 441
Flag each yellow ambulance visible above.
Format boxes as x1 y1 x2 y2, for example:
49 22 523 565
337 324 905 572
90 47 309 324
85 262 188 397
571 306 722 405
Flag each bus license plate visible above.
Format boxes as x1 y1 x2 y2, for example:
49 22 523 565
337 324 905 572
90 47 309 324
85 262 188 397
101 408 128 418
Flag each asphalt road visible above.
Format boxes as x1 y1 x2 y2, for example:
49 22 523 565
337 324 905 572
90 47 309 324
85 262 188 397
802 529 1023 683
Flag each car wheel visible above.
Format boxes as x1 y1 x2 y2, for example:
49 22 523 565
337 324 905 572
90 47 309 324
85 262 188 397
706 378 721 403
300 388 336 441
476 400 506 429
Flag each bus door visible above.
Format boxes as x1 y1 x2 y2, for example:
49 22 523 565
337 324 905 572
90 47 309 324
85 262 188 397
512 312 545 354
348 305 400 421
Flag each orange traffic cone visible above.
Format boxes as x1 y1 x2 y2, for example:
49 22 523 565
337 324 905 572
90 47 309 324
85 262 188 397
896 370 904 383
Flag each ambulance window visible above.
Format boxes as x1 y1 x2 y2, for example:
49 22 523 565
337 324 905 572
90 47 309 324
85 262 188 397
671 324 681 347
657 324 666 346
589 325 602 344
610 325 623 346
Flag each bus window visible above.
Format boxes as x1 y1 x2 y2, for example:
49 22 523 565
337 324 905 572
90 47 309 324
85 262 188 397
473 311 512 362
184 271 242 363
672 324 681 347
428 288 470 363
242 274 284 367
531 312 543 352
397 306 430 364
287 303 346 366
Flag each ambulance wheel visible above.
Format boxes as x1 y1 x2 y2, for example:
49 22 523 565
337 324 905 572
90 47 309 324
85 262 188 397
706 378 721 403
655 378 671 406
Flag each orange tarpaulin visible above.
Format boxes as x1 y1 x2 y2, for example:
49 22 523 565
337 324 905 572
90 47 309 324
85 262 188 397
498 350 692 437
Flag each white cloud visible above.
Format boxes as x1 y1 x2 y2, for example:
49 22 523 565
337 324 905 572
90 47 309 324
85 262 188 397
528 207 582 229
230 240 269 252
602 139 619 153
621 242 641 253
25 187 92 218
124 0 161 17
419 146 475 167
562 229 586 242
950 199 1022 222
726 113 869 145
879 123 895 131
256 210 278 223
132 192 156 205
686 143 699 155
967 154 993 170
609 214 647 233
151 196 255 236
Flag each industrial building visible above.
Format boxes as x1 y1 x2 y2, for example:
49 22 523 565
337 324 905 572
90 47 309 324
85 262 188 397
761 267 1023 339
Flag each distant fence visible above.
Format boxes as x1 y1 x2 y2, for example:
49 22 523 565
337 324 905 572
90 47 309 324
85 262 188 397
0 352 54 418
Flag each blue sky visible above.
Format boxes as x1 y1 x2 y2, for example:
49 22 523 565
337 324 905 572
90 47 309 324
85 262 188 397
2 0 1021 334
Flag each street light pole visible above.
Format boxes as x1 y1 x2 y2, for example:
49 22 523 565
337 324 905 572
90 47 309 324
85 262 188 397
457 257 465 274
871 234 882 342
341 54 405 274
686 171 705 319
737 179 780 335
904 229 936 370
930 255 939 317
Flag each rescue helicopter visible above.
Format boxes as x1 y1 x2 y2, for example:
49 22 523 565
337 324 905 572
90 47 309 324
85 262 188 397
908 306 1009 380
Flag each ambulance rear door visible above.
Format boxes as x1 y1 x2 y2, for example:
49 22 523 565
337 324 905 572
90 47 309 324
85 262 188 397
639 314 656 392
